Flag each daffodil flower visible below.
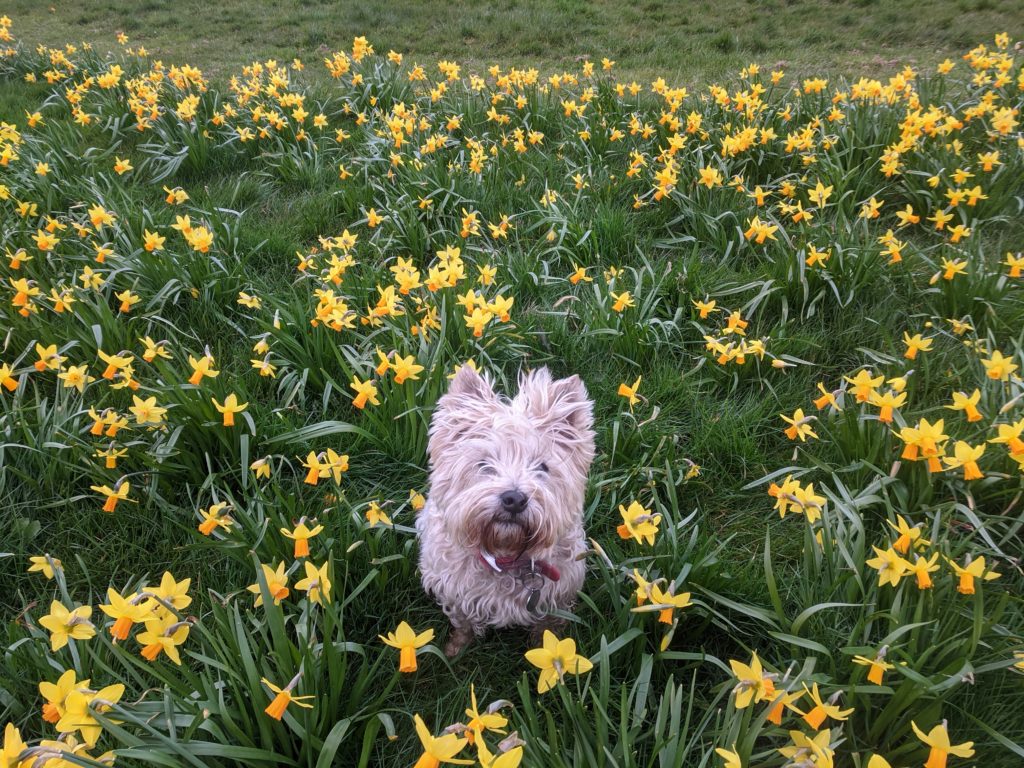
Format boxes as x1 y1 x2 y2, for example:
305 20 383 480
281 519 324 558
617 376 641 409
28 554 62 580
887 515 929 554
616 500 661 545
911 720 974 768
380 621 434 672
38 600 96 652
728 652 776 709
714 746 742 768
777 728 833 767
212 393 248 426
350 375 380 408
942 440 986 480
90 480 133 513
137 613 191 664
198 502 234 535
947 554 1000 595
524 630 593 693
780 408 818 441
262 673 314 720
477 739 522 768
853 647 894 685
463 684 508 744
187 353 219 385
866 546 909 587
766 688 804 725
294 560 332 605
798 682 853 729
55 683 125 747
247 562 290 607
99 587 154 640
39 669 90 725
412 713 472 767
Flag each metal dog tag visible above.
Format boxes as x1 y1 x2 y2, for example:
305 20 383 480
526 588 541 613
522 570 544 614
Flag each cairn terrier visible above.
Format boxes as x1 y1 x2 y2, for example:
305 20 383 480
416 366 595 656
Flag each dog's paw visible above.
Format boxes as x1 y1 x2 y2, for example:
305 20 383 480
444 626 474 657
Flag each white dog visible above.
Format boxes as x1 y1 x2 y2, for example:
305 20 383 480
416 366 595 655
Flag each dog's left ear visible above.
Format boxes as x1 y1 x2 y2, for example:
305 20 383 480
516 368 595 463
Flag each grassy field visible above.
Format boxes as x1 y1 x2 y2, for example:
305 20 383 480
7 0 1024 82
1 4 1023 768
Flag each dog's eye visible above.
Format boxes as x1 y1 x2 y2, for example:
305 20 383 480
477 461 497 476
536 462 549 473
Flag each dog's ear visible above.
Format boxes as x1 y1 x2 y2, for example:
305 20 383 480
446 364 496 402
516 368 595 463
428 365 497 461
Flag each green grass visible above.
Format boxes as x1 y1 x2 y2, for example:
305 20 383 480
7 0 1024 82
0 8 1023 768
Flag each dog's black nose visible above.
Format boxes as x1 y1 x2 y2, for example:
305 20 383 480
500 490 528 514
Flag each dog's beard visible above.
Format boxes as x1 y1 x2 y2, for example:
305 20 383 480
479 515 534 555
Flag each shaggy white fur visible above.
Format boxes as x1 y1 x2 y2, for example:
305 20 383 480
416 366 595 652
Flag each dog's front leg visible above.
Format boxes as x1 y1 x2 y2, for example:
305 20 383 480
444 623 475 657
444 609 480 657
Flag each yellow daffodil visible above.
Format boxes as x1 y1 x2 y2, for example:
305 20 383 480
617 376 641 409
728 652 775 709
946 390 982 422
714 746 742 768
28 554 62 580
853 648 894 685
99 587 154 640
294 560 332 604
888 515 929 554
136 613 191 664
866 546 909 587
281 519 324 558
903 332 933 360
781 408 818 441
911 721 974 768
942 440 986 480
262 673 314 720
798 682 853 729
380 621 434 672
90 480 133 513
947 554 1000 595
463 684 508 743
198 502 234 535
39 600 96 651
524 630 593 693
412 713 472 767
350 375 380 408
247 562 290 606
212 393 248 426
39 669 89 725
56 683 124 746
616 500 661 546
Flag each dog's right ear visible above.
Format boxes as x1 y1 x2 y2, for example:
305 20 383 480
446 364 495 402
428 365 497 462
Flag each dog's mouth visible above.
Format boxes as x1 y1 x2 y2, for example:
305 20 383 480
480 515 533 555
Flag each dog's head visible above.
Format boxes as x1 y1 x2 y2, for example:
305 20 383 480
427 366 595 556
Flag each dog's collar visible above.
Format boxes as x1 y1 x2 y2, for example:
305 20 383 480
477 550 560 582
